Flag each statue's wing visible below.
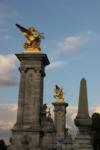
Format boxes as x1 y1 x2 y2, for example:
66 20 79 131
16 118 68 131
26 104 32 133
56 85 60 90
16 24 30 37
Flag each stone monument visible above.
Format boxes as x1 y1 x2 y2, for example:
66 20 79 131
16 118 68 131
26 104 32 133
52 85 73 150
9 24 52 150
8 24 94 150
74 78 93 150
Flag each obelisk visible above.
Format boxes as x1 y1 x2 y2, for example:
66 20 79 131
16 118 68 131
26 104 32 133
74 78 93 150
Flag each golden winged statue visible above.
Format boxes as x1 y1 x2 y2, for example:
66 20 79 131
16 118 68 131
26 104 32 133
54 85 64 103
16 24 44 52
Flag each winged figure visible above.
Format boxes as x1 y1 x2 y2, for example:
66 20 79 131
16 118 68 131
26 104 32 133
16 24 44 52
54 85 64 100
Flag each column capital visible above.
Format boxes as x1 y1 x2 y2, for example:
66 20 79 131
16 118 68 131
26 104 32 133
52 102 68 113
15 53 50 67
52 102 68 107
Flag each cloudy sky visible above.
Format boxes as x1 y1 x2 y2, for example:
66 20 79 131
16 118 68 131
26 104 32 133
0 0 100 143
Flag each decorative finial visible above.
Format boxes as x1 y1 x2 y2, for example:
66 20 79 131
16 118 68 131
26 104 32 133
16 24 44 53
54 85 64 103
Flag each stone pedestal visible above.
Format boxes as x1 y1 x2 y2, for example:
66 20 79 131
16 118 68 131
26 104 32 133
52 102 68 142
74 133 93 150
9 53 49 150
62 129 73 150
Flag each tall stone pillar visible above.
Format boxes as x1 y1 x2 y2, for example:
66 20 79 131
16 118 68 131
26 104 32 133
9 53 49 150
52 102 68 141
74 78 93 150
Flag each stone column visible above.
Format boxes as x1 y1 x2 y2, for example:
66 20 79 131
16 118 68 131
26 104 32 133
15 66 26 127
52 102 68 142
62 129 73 150
10 53 49 150
15 53 49 129
74 78 93 150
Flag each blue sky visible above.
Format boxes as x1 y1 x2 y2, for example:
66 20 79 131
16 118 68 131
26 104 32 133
0 0 100 109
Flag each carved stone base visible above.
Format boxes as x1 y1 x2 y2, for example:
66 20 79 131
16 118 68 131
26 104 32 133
73 133 93 150
8 129 41 150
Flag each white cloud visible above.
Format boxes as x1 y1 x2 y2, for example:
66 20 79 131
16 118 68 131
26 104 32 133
46 60 68 70
0 104 17 144
58 36 81 52
0 104 17 128
93 105 100 113
0 129 12 145
0 54 17 86
67 106 78 116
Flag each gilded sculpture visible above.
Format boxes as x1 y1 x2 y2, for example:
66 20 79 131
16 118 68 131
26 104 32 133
16 24 44 52
54 85 64 103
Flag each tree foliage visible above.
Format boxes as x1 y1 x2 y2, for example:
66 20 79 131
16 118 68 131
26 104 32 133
0 139 7 150
91 113 100 150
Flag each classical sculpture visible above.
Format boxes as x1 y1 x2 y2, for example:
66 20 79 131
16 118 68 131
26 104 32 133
16 24 44 52
41 104 47 117
54 85 64 103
